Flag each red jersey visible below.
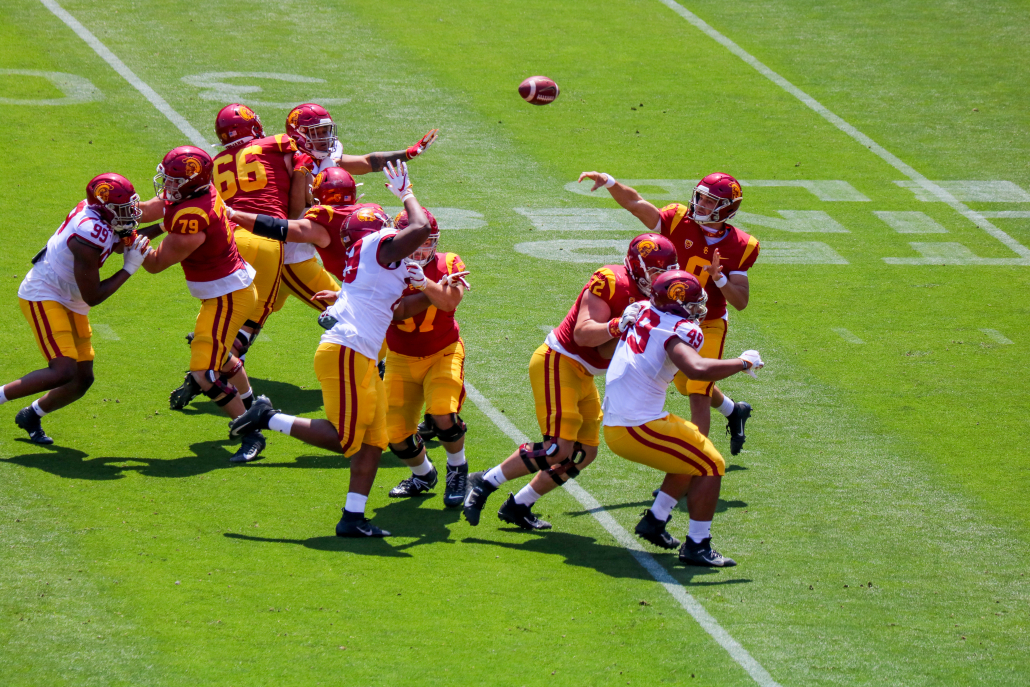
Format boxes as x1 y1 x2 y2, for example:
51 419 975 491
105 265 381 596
212 134 297 220
658 203 760 321
547 264 644 375
163 186 247 288
304 202 384 280
386 252 466 357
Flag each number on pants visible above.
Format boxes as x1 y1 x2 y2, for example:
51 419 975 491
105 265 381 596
625 309 661 354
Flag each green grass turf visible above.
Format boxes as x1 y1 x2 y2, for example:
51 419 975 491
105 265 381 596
1 0 1028 684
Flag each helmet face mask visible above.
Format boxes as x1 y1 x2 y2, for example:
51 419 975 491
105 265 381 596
107 193 142 237
650 270 708 322
410 232 439 266
153 146 213 203
87 173 141 237
688 173 743 232
287 104 338 160
301 121 337 159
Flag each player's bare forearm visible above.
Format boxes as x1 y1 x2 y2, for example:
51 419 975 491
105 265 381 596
337 150 409 175
71 239 128 307
392 293 431 321
421 280 463 312
139 196 164 223
572 291 616 347
137 223 165 240
667 340 747 381
380 198 429 264
608 182 662 229
721 275 750 310
143 232 202 273
289 170 309 219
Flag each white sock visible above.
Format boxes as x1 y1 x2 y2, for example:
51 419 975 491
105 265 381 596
717 395 735 417
485 465 508 488
446 447 466 467
410 456 433 476
651 491 678 521
240 388 253 401
0 384 7 405
344 492 367 515
688 519 712 544
267 413 295 436
514 484 541 507
31 400 47 417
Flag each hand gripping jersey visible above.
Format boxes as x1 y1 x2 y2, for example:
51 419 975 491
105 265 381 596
544 264 644 376
163 186 254 299
304 202 383 280
386 251 466 357
657 203 760 321
18 201 117 315
212 134 297 219
602 305 705 427
288 141 346 265
320 229 408 360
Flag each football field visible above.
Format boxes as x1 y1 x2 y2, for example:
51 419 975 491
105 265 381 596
2 0 1029 684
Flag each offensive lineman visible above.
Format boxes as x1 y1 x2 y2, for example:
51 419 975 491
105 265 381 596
227 162 431 537
462 234 679 530
1 174 151 443
603 270 764 566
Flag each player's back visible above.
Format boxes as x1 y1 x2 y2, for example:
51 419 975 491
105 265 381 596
386 251 465 356
212 134 297 219
164 186 250 298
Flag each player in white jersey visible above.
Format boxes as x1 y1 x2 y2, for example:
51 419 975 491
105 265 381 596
1 174 151 444
603 270 764 567
228 162 432 538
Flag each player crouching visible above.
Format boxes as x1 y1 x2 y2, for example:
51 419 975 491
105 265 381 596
462 234 678 530
383 209 472 507
1 174 151 443
603 271 763 566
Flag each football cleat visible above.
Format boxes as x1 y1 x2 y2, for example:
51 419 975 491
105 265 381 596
185 332 194 345
678 537 737 567
726 401 752 456
169 372 202 410
443 462 468 508
229 429 267 463
497 494 552 531
335 510 390 538
634 509 681 550
416 413 437 441
462 471 496 526
377 360 386 380
388 465 438 498
15 407 53 445
228 395 278 440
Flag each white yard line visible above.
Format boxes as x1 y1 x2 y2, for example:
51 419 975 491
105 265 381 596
463 382 781 687
980 328 1014 345
832 327 865 344
655 0 1030 261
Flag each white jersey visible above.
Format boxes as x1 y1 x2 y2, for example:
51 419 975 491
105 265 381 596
284 141 345 265
319 229 408 360
602 306 705 427
18 201 117 315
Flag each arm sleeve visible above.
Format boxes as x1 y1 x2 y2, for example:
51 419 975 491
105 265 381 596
303 205 332 224
273 134 299 154
736 235 760 272
585 267 617 303
445 252 467 275
674 321 705 351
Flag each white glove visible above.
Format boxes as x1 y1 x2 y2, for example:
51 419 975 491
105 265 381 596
383 160 413 201
122 235 151 275
618 300 647 333
405 261 427 291
439 270 471 291
739 350 764 378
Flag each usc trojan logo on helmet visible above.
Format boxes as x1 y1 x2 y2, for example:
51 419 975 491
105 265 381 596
312 171 326 193
667 282 688 302
238 105 256 121
183 156 203 178
636 239 658 258
93 181 114 203
729 181 742 199
287 109 300 127
356 208 378 222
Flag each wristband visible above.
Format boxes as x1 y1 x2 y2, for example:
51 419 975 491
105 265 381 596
607 318 621 338
741 359 751 371
604 174 616 188
400 192 415 204
251 214 289 242
714 274 728 288
225 205 236 221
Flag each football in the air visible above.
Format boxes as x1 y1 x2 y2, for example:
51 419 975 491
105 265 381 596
519 76 560 105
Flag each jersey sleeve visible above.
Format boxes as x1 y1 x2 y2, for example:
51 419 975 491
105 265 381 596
303 205 334 226
673 320 704 351
165 205 213 235
584 267 618 303
734 234 760 273
659 203 690 235
70 216 107 248
444 252 467 275
269 134 299 155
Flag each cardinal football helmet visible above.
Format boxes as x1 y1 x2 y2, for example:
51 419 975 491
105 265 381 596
215 103 264 148
312 167 360 206
651 270 708 322
394 208 439 266
86 173 141 238
342 204 391 248
625 233 679 296
154 146 213 203
688 172 742 231
286 103 337 160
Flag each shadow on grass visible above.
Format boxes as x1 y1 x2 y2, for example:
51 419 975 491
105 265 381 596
565 498 747 517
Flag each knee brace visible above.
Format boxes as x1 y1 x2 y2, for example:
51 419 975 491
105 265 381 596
203 370 238 406
519 439 558 473
223 356 244 379
235 321 261 355
393 434 425 460
435 414 467 443
544 442 588 485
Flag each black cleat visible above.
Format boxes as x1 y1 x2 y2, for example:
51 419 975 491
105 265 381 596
416 413 437 441
635 509 681 550
678 537 737 567
230 430 267 463
388 465 438 497
185 332 195 345
497 494 552 530
169 372 202 410
335 510 390 538
377 360 386 380
443 462 468 508
462 470 496 526
726 401 752 456
15 407 53 445
228 395 278 441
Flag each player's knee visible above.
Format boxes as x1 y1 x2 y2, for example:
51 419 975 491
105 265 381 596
519 438 559 473
433 414 466 443
75 371 96 395
391 434 424 460
202 370 238 407
543 442 592 485
49 357 78 385
220 355 245 378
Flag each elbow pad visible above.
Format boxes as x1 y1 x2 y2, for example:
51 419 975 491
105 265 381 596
252 215 289 242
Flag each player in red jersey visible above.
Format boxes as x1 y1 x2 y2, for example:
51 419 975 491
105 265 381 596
381 209 472 508
463 234 679 530
140 146 265 463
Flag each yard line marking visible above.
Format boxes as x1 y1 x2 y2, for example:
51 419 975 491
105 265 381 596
91 324 120 341
537 325 555 334
980 328 1014 345
38 0 209 148
832 327 865 344
655 0 1030 261
464 382 781 687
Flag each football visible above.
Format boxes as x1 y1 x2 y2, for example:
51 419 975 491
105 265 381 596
518 75 560 105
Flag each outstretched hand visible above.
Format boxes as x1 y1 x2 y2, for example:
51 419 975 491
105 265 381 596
703 249 725 284
311 289 340 304
406 129 439 160
578 171 613 192
384 161 413 201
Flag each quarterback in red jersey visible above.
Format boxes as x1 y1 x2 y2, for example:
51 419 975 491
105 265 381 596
381 209 472 508
463 234 678 530
141 145 264 463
